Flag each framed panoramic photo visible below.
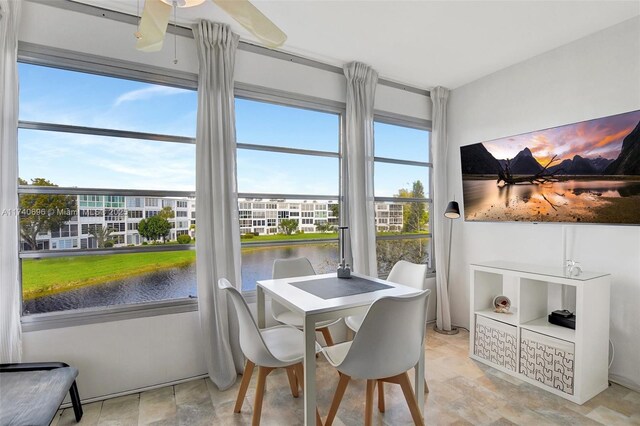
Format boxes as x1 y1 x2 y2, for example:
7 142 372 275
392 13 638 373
459 109 640 224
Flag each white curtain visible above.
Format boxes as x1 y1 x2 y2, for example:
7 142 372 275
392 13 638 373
431 86 453 332
0 0 22 363
343 62 378 277
193 21 243 390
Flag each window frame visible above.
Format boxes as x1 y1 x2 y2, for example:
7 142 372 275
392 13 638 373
16 44 347 328
373 112 435 274
234 92 345 297
17 43 434 330
17 46 200 330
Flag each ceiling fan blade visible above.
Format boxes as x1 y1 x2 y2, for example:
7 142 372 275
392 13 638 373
212 0 287 48
136 0 173 52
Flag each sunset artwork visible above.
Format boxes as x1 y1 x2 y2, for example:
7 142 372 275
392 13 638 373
460 110 640 224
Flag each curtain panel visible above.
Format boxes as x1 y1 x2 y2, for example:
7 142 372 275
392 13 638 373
0 0 22 363
343 62 378 277
193 20 244 390
431 86 454 332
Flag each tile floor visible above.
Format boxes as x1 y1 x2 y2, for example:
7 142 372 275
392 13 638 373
51 328 640 425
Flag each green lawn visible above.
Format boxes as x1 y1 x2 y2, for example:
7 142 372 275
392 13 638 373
22 250 196 300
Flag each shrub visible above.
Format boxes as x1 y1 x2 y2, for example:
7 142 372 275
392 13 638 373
103 241 114 248
177 234 192 244
241 233 254 239
142 242 148 245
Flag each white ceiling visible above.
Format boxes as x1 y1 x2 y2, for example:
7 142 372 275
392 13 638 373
74 0 640 89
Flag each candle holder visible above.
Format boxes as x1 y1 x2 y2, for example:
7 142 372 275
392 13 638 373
337 226 351 279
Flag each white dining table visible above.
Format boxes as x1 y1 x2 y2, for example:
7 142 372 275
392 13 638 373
256 272 425 426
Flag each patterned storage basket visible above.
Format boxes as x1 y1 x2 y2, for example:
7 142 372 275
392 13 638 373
474 315 518 372
520 329 575 395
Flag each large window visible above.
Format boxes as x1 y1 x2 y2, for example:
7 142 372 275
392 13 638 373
17 56 431 319
373 119 432 276
18 62 198 316
235 97 341 291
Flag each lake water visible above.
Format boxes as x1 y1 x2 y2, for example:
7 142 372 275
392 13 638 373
462 179 640 223
23 242 338 315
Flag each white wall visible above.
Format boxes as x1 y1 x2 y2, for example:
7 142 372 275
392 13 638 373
22 312 207 399
448 16 640 390
18 0 431 400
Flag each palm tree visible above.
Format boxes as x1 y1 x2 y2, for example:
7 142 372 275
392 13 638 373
89 225 114 248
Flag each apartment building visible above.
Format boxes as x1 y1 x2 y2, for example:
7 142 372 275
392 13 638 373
29 197 403 250
32 195 196 250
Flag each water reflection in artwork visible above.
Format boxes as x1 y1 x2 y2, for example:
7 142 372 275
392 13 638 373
460 110 640 224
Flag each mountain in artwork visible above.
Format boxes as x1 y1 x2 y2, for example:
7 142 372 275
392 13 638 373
604 120 640 175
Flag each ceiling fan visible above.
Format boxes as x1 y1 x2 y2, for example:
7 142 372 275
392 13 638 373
135 0 287 52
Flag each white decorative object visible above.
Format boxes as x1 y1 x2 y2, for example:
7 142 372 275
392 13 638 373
492 295 512 313
469 261 610 404
565 260 583 277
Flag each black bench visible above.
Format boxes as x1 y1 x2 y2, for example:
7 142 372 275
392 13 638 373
0 362 83 426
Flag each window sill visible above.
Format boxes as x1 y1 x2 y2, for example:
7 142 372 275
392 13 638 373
21 298 199 332
20 275 433 332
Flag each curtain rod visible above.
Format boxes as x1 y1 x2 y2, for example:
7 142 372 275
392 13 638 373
28 0 430 97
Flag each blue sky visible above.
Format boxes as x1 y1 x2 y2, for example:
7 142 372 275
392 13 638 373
18 63 429 197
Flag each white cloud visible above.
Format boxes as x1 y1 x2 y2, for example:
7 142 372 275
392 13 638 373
114 86 190 107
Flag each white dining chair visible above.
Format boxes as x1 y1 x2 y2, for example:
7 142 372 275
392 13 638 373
344 260 430 394
272 257 341 346
344 260 428 333
218 278 323 426
322 289 431 426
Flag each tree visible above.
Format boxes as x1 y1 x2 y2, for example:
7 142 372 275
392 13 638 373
328 203 339 218
177 234 192 244
316 222 335 233
278 218 298 235
395 187 413 230
18 178 76 250
138 215 171 243
405 181 427 233
395 180 429 233
159 206 174 220
89 225 114 248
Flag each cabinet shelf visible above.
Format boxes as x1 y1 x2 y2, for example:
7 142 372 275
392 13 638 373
474 308 518 326
470 261 610 405
521 316 575 343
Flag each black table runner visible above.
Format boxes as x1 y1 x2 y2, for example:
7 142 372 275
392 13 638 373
288 276 392 300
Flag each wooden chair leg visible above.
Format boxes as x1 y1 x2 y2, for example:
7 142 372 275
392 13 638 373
252 366 274 426
377 379 385 413
285 366 299 398
325 373 350 426
346 327 354 341
292 363 323 426
365 379 376 426
396 372 424 426
234 360 255 413
320 327 335 346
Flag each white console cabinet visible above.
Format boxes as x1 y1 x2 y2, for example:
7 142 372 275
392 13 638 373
469 261 610 404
